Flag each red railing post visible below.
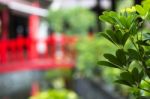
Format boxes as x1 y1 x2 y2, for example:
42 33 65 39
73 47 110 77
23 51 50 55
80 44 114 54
16 36 25 61
47 34 55 58
0 37 8 63
9 39 17 61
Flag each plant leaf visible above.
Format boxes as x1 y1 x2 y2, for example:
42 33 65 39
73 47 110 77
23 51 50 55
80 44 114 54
106 30 118 43
104 53 122 66
97 61 119 68
120 71 135 85
139 70 144 82
132 68 140 83
100 32 116 45
115 80 132 87
136 40 150 46
116 49 127 66
122 32 130 46
128 49 139 60
115 30 123 45
135 5 147 16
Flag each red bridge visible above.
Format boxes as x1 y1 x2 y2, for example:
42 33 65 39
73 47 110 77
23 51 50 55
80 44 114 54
0 1 78 74
0 35 77 73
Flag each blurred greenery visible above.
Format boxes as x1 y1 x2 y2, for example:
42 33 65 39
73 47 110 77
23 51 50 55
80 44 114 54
46 8 97 35
30 69 78 99
75 35 131 97
45 69 72 80
75 35 119 79
30 89 78 99
117 0 134 11
64 8 97 35
47 10 64 33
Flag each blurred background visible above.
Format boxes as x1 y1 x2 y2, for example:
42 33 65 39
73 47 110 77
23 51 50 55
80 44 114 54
0 0 142 99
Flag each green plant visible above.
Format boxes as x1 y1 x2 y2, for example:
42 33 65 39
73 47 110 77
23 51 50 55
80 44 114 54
76 36 114 78
30 89 78 99
64 8 97 35
44 69 73 89
47 9 64 33
98 0 150 98
45 69 72 80
46 8 97 35
29 69 78 99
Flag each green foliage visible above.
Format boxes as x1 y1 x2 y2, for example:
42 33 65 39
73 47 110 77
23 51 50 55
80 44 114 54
115 68 144 87
76 36 115 78
30 70 78 99
30 89 78 99
46 8 97 35
64 8 96 35
135 0 150 19
98 1 150 98
47 10 64 33
45 69 72 80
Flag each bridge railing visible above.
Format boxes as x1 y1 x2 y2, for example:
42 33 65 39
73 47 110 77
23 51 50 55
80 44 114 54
0 35 78 64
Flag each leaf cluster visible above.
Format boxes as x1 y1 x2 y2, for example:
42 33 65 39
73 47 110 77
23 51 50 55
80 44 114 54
98 1 150 98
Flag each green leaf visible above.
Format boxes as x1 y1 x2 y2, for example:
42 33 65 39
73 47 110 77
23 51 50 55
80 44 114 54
99 15 114 24
128 49 139 60
120 72 132 81
132 68 140 83
115 80 132 87
116 49 127 66
143 0 150 11
127 13 138 29
112 16 124 28
139 70 144 82
97 61 119 68
132 68 138 76
137 33 150 46
104 53 122 66
120 71 135 86
100 32 116 45
106 30 118 43
135 5 147 16
109 11 118 18
119 15 127 28
122 32 130 46
99 11 119 25
115 30 123 45
129 22 138 35
139 46 144 56
136 40 150 46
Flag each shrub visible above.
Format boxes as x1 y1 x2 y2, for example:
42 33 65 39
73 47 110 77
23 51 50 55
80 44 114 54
98 0 150 98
